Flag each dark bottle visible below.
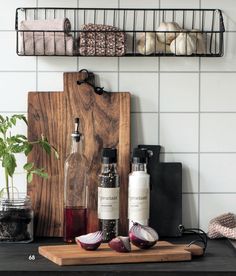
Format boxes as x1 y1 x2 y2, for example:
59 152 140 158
64 118 87 243
98 148 119 242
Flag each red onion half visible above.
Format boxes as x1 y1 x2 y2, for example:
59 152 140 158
129 223 159 249
75 231 103 251
109 236 131 253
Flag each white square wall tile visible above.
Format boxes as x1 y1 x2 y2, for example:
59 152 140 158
37 72 63 91
119 73 158 112
0 73 36 112
163 153 198 193
182 194 198 229
201 73 236 112
202 0 236 31
160 0 200 30
131 113 158 148
119 58 158 72
38 57 77 72
160 73 199 112
200 154 236 193
200 194 236 231
79 0 118 8
0 32 36 71
200 114 236 152
95 72 118 92
160 0 199 9
0 0 36 30
201 33 236 71
38 0 77 7
160 57 199 72
120 0 158 8
79 57 118 72
160 113 199 152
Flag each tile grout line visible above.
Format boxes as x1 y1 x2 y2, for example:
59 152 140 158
157 0 161 145
198 0 201 230
3 70 236 74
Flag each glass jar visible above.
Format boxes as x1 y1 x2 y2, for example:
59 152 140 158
0 196 33 243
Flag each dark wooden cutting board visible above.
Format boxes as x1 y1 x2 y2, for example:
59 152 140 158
28 72 130 237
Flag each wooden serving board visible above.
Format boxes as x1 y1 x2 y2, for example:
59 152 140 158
39 241 204 266
28 72 131 237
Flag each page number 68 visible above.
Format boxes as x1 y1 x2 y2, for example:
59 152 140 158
28 255 36 261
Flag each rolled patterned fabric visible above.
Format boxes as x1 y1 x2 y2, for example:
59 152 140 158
208 213 236 239
20 18 71 35
79 23 126 56
19 18 73 55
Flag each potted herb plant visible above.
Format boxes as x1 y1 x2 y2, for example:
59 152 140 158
0 114 58 243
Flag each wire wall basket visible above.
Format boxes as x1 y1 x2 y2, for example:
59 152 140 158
15 8 225 57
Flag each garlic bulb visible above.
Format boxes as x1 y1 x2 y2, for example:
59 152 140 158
156 22 181 44
192 29 206 54
137 33 171 55
156 39 171 54
136 32 156 55
170 31 206 55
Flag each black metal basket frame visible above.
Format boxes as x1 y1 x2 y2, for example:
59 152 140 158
15 7 225 57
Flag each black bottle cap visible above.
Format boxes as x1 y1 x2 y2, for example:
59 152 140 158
132 148 148 164
102 148 117 164
71 117 81 142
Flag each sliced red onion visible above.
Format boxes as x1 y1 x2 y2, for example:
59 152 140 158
75 231 103 251
129 222 159 249
109 236 131 253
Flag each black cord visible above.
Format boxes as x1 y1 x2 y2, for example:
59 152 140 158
178 224 208 254
77 69 106 95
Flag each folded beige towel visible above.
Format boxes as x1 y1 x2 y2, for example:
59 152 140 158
208 213 236 239
20 33 73 56
19 18 73 55
20 18 71 34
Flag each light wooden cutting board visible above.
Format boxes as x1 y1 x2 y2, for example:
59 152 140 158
28 71 130 237
39 241 204 266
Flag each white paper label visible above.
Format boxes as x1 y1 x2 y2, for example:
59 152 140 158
98 187 119 220
128 187 149 221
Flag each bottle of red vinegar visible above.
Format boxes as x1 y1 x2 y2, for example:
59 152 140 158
63 118 87 243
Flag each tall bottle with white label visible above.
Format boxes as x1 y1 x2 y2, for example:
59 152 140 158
98 148 119 242
128 148 150 230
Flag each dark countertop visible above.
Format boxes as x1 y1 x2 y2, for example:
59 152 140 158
0 235 236 276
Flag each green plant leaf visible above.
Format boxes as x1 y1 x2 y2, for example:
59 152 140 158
23 162 34 171
11 115 28 125
2 153 17 177
40 140 51 155
27 172 33 183
32 169 48 179
0 138 6 158
24 143 33 156
0 188 4 198
11 144 25 153
10 117 16 125
54 149 59 160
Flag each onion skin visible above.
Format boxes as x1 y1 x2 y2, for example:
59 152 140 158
76 240 102 251
129 223 159 249
129 231 157 249
75 231 103 251
109 236 131 253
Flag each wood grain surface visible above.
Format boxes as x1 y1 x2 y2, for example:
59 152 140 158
28 72 130 237
39 241 204 266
